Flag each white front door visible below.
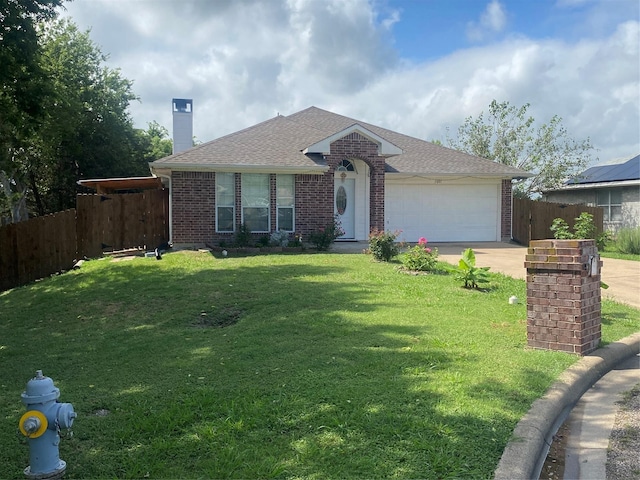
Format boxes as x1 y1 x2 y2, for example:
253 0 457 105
335 178 355 239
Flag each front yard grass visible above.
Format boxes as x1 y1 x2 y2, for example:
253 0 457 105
1 251 638 479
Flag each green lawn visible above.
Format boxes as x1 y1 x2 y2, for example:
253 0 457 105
600 250 640 261
1 251 638 479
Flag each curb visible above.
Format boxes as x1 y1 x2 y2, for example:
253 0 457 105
494 332 640 480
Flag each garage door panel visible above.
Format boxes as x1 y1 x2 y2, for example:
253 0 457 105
385 183 499 242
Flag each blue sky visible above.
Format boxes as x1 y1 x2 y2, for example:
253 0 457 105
61 0 639 165
386 0 635 61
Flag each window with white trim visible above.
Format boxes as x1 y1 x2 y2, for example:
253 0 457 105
216 172 235 232
276 174 294 232
241 174 269 232
597 189 622 222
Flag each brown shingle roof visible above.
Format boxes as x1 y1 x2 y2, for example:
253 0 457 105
150 106 531 178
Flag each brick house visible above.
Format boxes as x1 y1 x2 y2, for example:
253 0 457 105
149 104 530 246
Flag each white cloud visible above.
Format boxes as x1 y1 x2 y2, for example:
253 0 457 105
467 0 508 43
60 0 639 165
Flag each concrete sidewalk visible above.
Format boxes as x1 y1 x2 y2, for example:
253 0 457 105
494 333 640 480
564 353 640 480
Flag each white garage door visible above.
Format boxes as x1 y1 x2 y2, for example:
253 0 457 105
385 182 500 242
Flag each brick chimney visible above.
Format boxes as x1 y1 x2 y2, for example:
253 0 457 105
172 98 193 154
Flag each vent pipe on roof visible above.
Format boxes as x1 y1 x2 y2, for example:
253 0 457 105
172 98 193 154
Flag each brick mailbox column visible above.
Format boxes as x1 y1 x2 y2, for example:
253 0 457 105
525 239 602 355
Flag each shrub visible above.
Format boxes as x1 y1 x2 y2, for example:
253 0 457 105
309 216 345 251
550 212 609 250
368 229 400 262
234 224 252 247
550 218 572 239
257 235 270 247
615 227 640 254
449 248 490 289
401 237 439 272
573 212 597 240
270 230 290 247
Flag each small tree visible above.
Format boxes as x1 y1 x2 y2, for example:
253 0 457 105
446 100 595 198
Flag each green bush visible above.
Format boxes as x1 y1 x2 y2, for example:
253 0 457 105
309 216 344 251
234 224 252 247
550 212 609 250
615 227 640 254
368 229 400 261
401 237 439 271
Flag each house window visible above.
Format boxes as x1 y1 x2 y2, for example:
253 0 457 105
336 159 355 172
597 189 622 222
276 174 294 232
216 172 235 232
242 173 269 232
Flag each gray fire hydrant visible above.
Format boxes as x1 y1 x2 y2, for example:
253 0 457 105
18 370 76 479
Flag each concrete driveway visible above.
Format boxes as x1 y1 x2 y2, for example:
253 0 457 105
333 241 640 309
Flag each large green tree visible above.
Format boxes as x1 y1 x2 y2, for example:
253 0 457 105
29 19 150 214
0 0 62 223
137 121 173 162
446 100 595 198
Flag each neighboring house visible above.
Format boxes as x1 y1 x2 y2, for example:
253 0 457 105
543 155 640 233
149 104 530 246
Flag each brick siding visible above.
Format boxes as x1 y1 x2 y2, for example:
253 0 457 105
501 180 512 241
525 239 602 355
170 133 387 245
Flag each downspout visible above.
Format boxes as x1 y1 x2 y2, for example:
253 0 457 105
156 173 173 244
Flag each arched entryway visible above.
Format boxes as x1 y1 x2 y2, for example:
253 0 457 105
334 158 370 240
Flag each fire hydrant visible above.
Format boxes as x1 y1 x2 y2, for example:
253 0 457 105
18 370 76 479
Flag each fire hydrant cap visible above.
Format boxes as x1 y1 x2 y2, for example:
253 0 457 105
21 370 60 405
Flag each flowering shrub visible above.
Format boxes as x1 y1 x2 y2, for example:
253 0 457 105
401 237 439 271
368 229 400 261
309 216 345 251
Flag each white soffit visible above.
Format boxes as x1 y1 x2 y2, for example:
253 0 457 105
303 124 403 156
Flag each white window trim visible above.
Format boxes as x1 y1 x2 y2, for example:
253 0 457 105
597 189 622 222
216 172 235 233
276 174 295 232
241 174 270 233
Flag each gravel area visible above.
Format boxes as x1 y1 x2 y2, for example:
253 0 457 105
607 384 640 480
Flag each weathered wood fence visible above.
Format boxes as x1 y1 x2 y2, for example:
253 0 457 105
0 190 168 291
512 197 603 245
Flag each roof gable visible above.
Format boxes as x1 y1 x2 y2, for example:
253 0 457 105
303 123 403 156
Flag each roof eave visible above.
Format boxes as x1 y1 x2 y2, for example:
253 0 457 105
149 162 328 174
385 171 532 179
547 178 640 192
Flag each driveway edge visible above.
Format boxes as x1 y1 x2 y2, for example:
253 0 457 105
494 332 640 480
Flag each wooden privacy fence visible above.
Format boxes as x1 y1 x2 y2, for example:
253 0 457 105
0 209 77 291
77 190 168 258
0 190 168 291
512 197 603 245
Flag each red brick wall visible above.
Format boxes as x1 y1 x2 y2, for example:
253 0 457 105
501 180 512 241
170 133 387 245
171 171 215 244
525 239 602 355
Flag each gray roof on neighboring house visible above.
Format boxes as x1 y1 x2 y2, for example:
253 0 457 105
566 154 640 185
150 106 530 178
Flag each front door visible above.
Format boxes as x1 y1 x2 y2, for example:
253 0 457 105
335 178 355 239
